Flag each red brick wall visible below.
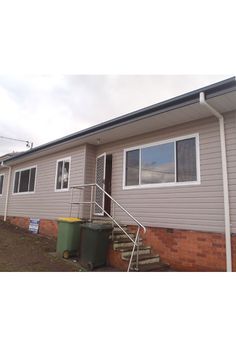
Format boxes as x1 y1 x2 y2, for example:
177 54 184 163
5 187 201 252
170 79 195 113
129 225 236 272
107 244 127 271
8 216 30 229
6 216 58 238
39 219 58 238
3 216 236 271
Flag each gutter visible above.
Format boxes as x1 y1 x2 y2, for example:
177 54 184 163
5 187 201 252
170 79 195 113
4 77 236 164
199 92 232 272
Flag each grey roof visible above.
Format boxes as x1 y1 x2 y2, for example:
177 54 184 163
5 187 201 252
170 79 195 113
4 76 236 163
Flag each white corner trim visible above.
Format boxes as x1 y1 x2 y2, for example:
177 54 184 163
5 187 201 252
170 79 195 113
4 167 11 221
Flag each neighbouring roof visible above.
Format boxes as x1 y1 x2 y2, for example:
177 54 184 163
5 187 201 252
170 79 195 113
0 152 20 163
3 76 236 165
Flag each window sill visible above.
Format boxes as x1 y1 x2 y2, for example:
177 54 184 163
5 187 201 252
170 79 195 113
12 191 35 195
54 188 70 192
123 180 201 190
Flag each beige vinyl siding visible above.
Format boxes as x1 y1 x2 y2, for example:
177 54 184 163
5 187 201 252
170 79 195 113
1 111 235 234
0 168 9 216
6 145 86 219
83 144 97 218
225 113 236 233
95 112 236 233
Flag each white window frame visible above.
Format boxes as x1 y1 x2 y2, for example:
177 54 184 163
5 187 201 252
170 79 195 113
123 133 201 190
54 157 71 192
12 165 37 195
0 173 4 196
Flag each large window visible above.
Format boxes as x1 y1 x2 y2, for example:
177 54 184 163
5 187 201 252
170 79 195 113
55 158 70 191
124 135 199 188
0 174 4 195
13 166 36 194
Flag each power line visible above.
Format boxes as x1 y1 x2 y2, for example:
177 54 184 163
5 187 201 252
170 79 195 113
0 136 33 149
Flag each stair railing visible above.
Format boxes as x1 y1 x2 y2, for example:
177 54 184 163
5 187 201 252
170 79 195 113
70 183 146 272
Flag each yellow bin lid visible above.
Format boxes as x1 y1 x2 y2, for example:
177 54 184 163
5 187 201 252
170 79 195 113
58 217 81 223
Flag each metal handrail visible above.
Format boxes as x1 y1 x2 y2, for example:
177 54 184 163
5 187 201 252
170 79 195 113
70 183 146 271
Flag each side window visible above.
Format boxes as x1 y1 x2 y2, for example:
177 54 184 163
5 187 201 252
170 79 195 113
13 167 36 194
0 174 4 195
124 135 199 188
55 158 70 191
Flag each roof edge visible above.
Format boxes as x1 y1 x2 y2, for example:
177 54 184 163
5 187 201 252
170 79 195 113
5 76 236 164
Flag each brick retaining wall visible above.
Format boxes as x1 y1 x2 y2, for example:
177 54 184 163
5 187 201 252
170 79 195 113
5 216 58 238
128 225 236 271
2 216 236 271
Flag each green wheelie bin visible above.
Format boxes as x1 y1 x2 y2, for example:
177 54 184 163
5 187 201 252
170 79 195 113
79 223 113 270
56 218 83 259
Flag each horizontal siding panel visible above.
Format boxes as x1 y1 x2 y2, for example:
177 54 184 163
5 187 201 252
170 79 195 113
96 113 236 233
6 145 86 219
1 111 235 234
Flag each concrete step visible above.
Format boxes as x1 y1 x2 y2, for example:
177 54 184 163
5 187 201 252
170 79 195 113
122 254 160 265
130 262 170 272
113 239 142 250
110 232 138 241
92 219 113 225
92 216 111 220
112 227 130 234
120 246 151 259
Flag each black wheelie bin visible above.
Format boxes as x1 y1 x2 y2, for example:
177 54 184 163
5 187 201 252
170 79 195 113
79 223 113 270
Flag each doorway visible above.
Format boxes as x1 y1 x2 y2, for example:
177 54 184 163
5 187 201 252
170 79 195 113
94 153 112 216
104 154 112 215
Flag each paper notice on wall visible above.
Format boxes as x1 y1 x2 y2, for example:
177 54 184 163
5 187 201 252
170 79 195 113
29 218 40 234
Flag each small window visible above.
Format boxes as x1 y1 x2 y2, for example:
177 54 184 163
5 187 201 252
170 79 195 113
55 158 70 191
124 135 199 188
0 174 4 195
13 167 36 194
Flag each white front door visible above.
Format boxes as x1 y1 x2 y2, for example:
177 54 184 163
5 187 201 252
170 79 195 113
94 153 106 215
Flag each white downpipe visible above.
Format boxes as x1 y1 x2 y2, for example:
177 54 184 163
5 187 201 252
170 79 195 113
200 92 232 272
4 165 12 222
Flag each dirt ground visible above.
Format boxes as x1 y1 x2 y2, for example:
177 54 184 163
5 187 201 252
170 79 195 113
0 220 84 272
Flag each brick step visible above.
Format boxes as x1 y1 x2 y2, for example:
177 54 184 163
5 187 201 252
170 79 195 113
113 239 142 250
122 254 160 265
130 262 170 272
120 246 151 258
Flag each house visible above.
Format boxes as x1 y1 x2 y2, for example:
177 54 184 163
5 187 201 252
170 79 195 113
0 77 236 271
0 152 19 162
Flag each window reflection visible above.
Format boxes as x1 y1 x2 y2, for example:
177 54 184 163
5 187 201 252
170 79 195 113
141 143 175 184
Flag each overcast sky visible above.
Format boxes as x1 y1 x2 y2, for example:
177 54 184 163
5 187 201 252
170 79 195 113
0 75 231 155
